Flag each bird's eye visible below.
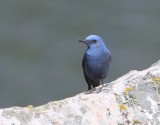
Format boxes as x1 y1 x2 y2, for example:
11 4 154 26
93 40 97 43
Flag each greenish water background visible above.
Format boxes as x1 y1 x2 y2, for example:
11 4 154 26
0 1 160 108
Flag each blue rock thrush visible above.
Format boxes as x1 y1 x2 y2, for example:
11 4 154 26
79 35 112 90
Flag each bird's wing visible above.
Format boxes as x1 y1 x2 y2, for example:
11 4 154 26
82 55 89 82
82 54 93 90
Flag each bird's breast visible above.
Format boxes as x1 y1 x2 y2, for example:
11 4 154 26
84 51 111 79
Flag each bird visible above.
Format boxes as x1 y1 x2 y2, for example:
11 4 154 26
79 35 112 91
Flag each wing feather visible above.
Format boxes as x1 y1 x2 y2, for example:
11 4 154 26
82 54 100 90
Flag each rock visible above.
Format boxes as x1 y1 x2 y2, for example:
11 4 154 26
0 60 160 125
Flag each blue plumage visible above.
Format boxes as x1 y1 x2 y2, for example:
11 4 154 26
79 35 112 90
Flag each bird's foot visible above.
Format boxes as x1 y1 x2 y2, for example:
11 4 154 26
85 88 96 94
85 90 92 94
97 84 109 93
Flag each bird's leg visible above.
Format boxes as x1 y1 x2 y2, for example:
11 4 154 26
88 85 91 90
97 80 109 93
101 80 109 87
85 85 95 94
102 79 103 85
98 80 104 92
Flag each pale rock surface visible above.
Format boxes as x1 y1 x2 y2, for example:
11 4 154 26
0 60 160 125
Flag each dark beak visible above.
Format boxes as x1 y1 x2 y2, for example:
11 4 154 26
78 40 88 43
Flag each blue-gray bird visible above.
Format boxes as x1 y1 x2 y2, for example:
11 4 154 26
79 35 112 90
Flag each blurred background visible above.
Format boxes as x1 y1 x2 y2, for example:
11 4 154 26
0 0 160 108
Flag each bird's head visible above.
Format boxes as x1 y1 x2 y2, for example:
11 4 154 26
78 35 106 49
